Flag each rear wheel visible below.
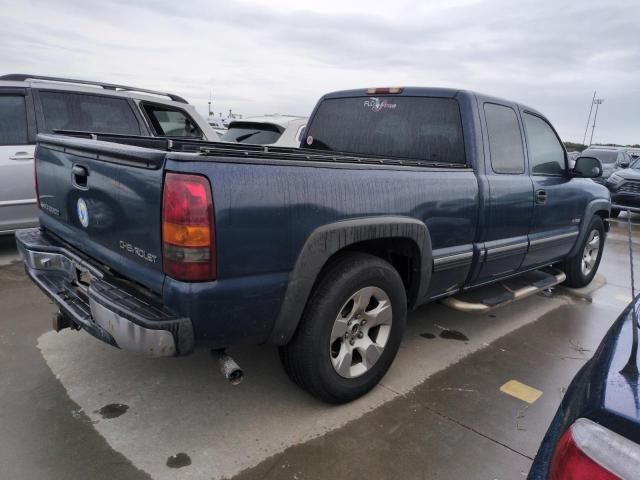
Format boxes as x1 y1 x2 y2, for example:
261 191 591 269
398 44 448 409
280 252 407 404
561 216 605 288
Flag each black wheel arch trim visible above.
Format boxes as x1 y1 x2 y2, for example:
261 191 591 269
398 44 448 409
566 199 610 260
268 216 432 345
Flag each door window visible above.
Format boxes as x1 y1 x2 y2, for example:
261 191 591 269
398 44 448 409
484 103 525 174
142 104 203 138
523 113 566 175
0 95 28 145
40 91 141 135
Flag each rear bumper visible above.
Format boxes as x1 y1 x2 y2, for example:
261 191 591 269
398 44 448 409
16 228 194 356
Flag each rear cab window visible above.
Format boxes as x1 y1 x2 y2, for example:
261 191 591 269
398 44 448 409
39 91 141 135
142 103 203 138
304 96 466 164
221 122 283 145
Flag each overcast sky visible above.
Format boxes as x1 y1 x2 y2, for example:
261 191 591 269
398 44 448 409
2 0 638 144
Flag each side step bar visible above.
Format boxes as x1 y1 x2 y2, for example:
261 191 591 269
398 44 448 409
441 268 566 313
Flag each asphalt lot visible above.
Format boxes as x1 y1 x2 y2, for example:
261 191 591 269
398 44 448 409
1 217 639 480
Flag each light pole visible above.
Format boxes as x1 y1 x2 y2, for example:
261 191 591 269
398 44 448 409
589 98 604 146
582 91 596 146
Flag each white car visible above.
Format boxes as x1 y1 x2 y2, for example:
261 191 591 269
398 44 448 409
221 115 307 148
0 74 218 234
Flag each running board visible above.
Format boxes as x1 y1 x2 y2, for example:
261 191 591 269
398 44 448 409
441 268 566 313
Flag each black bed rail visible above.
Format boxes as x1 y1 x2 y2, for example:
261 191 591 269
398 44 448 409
47 130 470 169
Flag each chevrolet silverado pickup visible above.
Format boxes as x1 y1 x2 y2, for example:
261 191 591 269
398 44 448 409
17 87 610 403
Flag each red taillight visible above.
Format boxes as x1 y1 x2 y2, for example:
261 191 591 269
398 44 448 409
162 173 216 281
550 418 640 480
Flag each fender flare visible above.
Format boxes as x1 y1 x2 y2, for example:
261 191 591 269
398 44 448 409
268 216 432 345
566 199 610 259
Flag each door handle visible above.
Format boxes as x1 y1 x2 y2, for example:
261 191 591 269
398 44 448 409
72 165 88 177
9 151 34 161
535 190 548 204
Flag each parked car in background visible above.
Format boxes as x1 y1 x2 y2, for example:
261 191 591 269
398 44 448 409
221 114 307 147
16 87 609 404
207 117 228 140
528 296 640 479
566 151 580 168
606 160 640 217
581 146 633 185
0 74 218 235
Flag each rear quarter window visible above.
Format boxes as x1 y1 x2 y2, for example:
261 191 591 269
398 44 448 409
39 91 141 135
305 96 466 164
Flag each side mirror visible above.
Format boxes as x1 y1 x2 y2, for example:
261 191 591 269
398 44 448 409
620 162 630 169
572 156 603 178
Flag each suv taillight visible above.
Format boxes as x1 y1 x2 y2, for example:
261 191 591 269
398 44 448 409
162 173 216 281
550 418 640 480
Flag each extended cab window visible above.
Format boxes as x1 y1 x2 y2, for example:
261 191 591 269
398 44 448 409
40 91 141 135
221 122 282 145
0 95 28 145
142 104 202 138
484 103 525 174
305 96 466 164
523 113 566 175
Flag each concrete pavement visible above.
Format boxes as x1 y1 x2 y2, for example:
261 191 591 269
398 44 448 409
0 219 638 479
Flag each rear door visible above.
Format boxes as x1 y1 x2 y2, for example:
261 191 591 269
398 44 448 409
520 111 582 268
0 88 37 232
472 101 533 284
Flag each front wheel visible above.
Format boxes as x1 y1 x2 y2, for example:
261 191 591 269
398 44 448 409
561 216 605 288
279 252 407 404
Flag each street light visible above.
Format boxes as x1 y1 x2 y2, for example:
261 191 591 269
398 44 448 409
589 98 604 146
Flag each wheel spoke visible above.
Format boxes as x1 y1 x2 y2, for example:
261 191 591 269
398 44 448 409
351 287 374 314
330 317 349 343
357 338 383 369
362 300 392 327
334 346 353 377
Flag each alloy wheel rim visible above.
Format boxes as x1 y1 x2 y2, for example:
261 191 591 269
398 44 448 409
581 229 600 277
330 286 393 379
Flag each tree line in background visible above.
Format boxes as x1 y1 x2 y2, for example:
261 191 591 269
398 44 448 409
564 141 640 152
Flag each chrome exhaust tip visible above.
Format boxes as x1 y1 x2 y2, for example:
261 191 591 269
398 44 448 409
211 349 244 385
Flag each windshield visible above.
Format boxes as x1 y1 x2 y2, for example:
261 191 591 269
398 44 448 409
305 96 466 164
221 122 282 145
583 150 618 164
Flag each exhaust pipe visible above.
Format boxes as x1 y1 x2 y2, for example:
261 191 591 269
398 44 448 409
211 349 244 385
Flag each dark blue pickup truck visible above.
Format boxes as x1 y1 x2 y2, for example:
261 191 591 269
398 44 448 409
17 87 610 403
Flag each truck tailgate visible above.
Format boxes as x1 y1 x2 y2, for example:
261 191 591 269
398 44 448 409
35 135 167 293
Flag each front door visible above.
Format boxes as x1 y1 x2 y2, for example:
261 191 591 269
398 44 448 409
520 111 582 268
0 89 37 233
473 102 533 284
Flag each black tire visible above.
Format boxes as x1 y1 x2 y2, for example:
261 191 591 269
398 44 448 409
280 252 407 404
561 216 605 288
610 208 621 219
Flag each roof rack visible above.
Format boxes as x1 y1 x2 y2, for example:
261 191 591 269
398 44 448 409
0 74 188 104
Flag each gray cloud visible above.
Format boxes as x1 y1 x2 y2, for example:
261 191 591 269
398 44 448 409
1 0 638 144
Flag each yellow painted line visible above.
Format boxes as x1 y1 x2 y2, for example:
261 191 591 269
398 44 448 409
500 380 543 404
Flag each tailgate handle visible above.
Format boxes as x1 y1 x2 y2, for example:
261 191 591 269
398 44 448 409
72 164 89 188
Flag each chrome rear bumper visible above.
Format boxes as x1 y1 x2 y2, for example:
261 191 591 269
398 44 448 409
16 228 194 357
